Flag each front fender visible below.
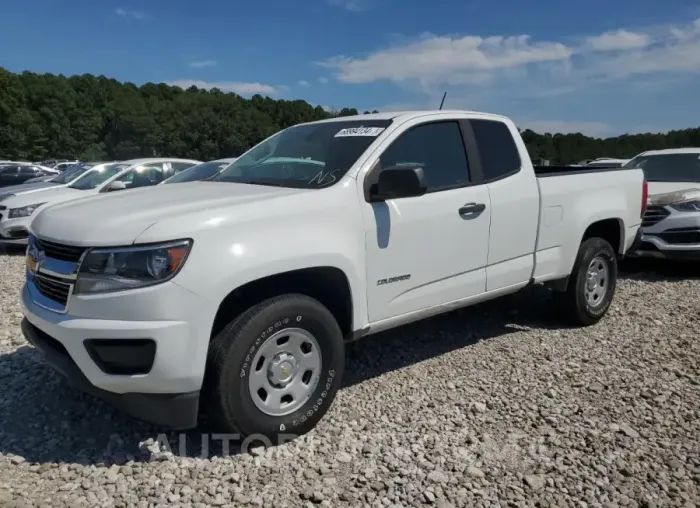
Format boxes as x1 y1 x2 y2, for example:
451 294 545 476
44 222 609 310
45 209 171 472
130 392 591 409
202 253 367 331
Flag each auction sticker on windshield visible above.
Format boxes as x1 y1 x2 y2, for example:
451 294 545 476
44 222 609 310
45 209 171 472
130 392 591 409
334 127 386 137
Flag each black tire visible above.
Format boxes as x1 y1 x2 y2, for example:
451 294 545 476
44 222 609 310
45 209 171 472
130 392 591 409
559 237 617 326
205 294 345 441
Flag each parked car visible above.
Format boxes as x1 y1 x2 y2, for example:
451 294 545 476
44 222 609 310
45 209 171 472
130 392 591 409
0 164 55 188
624 148 700 260
0 158 201 244
0 162 112 201
161 158 238 184
24 162 86 183
20 110 645 438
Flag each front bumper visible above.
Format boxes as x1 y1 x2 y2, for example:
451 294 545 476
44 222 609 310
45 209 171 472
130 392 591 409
21 278 218 429
22 318 199 428
0 214 31 245
629 205 700 261
627 235 700 261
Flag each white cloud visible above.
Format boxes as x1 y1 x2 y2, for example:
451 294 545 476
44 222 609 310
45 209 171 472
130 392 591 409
327 0 371 11
521 120 613 137
584 29 651 52
297 80 310 87
115 8 147 21
318 77 329 84
188 60 217 69
318 18 700 92
168 79 283 97
319 34 572 84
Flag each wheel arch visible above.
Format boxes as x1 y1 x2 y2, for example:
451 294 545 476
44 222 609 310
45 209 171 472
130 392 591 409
210 265 357 342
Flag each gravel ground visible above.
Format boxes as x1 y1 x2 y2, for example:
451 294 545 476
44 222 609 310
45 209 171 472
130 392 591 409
0 250 698 508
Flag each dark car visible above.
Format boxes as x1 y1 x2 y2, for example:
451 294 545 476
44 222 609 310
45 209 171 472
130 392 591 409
0 165 54 187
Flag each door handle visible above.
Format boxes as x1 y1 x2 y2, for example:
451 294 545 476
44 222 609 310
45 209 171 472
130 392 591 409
458 202 486 218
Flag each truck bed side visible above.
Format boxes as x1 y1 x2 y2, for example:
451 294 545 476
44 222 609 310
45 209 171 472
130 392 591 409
532 168 644 283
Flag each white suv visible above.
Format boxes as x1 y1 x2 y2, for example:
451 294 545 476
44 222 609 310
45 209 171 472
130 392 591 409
626 148 700 260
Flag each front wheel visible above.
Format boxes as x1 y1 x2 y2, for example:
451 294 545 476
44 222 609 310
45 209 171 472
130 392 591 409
205 294 345 441
559 237 618 326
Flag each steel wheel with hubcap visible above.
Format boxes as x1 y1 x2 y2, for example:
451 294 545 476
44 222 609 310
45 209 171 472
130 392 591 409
584 256 609 308
560 237 618 326
205 294 345 440
248 328 322 417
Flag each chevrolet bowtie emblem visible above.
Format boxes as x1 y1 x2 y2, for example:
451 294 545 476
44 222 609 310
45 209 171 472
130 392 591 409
26 243 43 275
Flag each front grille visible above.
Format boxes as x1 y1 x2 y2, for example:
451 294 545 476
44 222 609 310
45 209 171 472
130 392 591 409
34 273 72 306
641 205 671 227
35 237 86 262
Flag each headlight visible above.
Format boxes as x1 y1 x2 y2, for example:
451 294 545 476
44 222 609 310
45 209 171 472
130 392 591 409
75 240 192 294
9 203 46 218
670 199 700 212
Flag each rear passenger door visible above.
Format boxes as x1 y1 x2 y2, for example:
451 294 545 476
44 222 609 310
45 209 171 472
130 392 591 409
469 119 540 291
362 119 492 323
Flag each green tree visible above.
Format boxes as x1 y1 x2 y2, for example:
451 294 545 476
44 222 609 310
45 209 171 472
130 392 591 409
0 66 698 163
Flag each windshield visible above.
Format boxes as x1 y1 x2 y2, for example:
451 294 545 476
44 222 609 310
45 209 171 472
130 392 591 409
69 163 128 190
214 120 393 189
165 160 233 184
623 153 700 182
49 163 93 184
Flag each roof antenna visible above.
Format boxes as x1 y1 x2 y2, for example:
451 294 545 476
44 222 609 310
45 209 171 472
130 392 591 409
439 92 447 110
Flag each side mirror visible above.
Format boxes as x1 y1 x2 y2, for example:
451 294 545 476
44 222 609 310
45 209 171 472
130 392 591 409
107 180 126 192
369 165 427 202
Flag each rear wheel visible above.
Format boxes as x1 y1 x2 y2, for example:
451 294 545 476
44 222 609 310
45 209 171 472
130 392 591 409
205 294 345 441
559 237 617 326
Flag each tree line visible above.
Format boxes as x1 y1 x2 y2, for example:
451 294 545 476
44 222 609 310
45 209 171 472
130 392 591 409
1 67 698 164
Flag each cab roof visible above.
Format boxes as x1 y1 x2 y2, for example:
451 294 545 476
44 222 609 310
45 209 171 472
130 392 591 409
303 109 511 125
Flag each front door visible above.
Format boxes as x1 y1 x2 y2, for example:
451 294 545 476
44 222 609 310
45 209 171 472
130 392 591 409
361 119 491 323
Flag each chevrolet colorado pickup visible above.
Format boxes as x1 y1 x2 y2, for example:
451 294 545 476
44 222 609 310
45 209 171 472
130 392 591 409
20 110 646 439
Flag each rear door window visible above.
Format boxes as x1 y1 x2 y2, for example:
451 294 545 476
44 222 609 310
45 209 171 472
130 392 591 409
470 119 522 182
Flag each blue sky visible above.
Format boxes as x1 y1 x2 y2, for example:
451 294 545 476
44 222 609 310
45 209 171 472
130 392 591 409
2 0 700 136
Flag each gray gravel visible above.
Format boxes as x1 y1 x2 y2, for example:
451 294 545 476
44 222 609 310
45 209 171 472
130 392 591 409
0 250 698 507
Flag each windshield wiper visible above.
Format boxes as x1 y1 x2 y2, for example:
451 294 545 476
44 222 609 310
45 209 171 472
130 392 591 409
239 180 291 188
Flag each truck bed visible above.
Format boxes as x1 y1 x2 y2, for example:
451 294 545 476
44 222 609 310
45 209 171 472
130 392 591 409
532 165 645 283
534 165 632 177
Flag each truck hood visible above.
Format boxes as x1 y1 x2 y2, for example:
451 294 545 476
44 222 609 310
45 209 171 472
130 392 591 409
0 181 62 200
30 181 309 246
647 181 700 195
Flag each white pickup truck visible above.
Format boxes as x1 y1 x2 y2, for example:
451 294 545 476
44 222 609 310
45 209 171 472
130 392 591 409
21 110 646 439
